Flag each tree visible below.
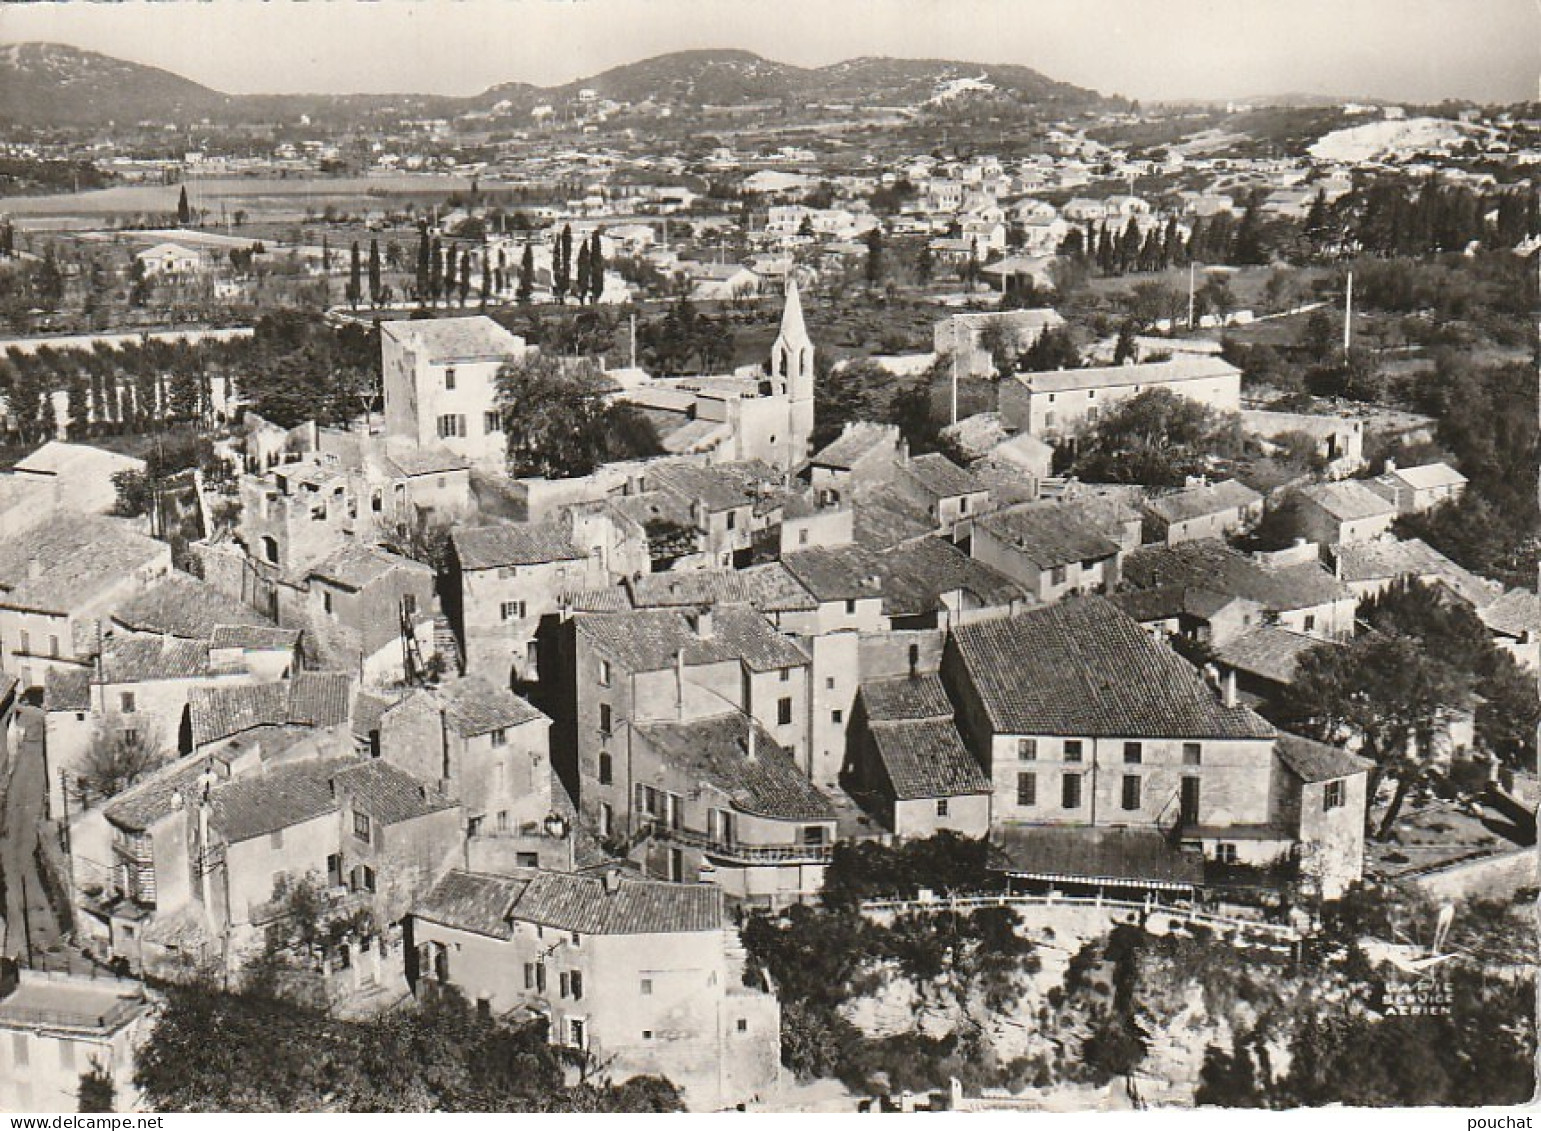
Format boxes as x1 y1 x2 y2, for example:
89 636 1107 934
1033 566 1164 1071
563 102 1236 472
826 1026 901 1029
77 1060 116 1113
587 232 604 303
428 237 443 304
368 239 382 307
346 242 362 309
1278 633 1473 836
73 719 167 805
1112 321 1139 365
915 243 934 285
1076 387 1242 486
574 240 592 305
554 225 573 304
1019 326 1081 373
415 225 430 302
497 353 651 478
864 227 885 291
517 244 535 303
480 251 492 307
177 186 191 226
458 247 471 307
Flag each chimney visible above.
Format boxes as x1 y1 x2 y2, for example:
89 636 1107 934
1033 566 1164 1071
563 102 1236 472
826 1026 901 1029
603 868 622 894
1222 668 1238 709
691 605 714 639
1384 457 1397 473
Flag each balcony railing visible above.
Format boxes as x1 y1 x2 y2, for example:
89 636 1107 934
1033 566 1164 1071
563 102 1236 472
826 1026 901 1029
639 821 833 865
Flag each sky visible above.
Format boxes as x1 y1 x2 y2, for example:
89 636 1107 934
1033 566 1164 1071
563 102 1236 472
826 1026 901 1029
0 0 1534 104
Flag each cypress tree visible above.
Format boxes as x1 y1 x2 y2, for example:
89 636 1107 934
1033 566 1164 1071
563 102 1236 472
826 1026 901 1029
429 237 443 303
481 250 492 306
368 239 382 306
416 225 430 302
177 185 191 225
459 247 471 306
518 244 535 303
347 241 362 308
575 241 592 305
588 232 604 303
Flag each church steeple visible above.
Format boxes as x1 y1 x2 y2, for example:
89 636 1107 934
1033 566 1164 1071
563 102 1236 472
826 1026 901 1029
770 276 816 463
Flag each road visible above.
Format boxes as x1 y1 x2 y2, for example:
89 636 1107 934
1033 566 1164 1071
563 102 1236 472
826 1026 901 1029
1 705 62 962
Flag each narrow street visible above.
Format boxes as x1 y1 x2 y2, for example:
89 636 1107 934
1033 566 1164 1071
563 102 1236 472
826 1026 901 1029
1 705 62 962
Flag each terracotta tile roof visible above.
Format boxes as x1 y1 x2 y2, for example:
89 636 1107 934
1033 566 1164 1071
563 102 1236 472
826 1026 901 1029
209 759 347 843
949 597 1276 740
416 866 726 937
453 523 585 570
649 460 781 514
0 515 165 615
633 712 834 821
412 870 526 938
627 562 816 614
306 544 431 591
782 545 886 602
870 717 990 800
97 636 211 684
1109 585 1261 624
1214 626 1332 687
381 315 524 363
1014 355 1239 396
861 673 954 722
381 443 471 479
351 691 399 740
1143 479 1262 525
975 504 1120 569
288 672 355 727
852 489 935 551
111 572 274 639
1480 588 1541 639
104 751 221 833
875 538 1026 618
896 453 986 500
333 759 457 826
210 625 302 652
189 672 354 747
560 586 632 614
44 667 91 713
434 676 547 736
577 607 808 674
1335 538 1499 608
610 489 694 531
1123 540 1350 614
1300 479 1397 522
811 423 903 471
1376 461 1466 492
1274 733 1373 782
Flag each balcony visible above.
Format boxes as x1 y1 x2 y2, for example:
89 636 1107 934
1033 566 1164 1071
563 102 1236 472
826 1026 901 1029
640 821 833 865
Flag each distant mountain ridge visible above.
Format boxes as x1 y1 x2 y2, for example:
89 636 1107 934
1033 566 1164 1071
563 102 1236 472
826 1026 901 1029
0 41 1109 127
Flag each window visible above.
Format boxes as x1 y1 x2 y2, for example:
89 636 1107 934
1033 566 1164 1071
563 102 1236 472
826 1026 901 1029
737 1018 749 1033
599 703 612 735
1216 843 1238 865
1123 742 1143 764
444 367 456 390
1064 739 1083 763
936 798 949 817
1121 775 1141 811
598 660 612 687
780 668 791 683
484 411 501 434
598 803 612 838
598 752 613 785
437 413 466 439
48 635 59 658
120 692 136 714
353 811 371 843
18 630 27 654
570 971 584 1000
1017 772 1036 807
642 1030 653 1040
490 728 507 748
777 697 792 726
641 978 653 996
121 728 138 747
261 536 278 565
516 851 539 868
559 971 570 998
536 963 547 993
726 511 736 530
497 811 509 832
1062 772 1082 809
1324 780 1346 811
1050 564 1067 586
845 599 857 615
826 677 836 690
403 593 417 618
500 600 525 621
1017 738 1037 761
959 496 970 514
323 590 334 616
832 709 843 724
1304 614 1317 633
799 529 810 546
1183 742 1202 766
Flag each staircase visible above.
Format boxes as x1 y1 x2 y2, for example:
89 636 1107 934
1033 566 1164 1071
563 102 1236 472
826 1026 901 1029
433 615 464 678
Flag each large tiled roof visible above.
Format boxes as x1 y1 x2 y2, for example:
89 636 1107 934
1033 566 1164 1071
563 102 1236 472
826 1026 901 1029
1143 479 1261 525
577 606 809 674
781 545 886 602
875 538 1026 618
811 423 902 471
1274 733 1373 782
852 488 935 551
1480 588 1541 639
626 562 816 614
861 673 954 722
949 597 1276 740
381 315 524 363
1300 479 1397 522
209 759 347 843
111 572 274 639
44 667 91 713
990 825 1205 886
1013 355 1239 396
1377 461 1466 492
103 752 219 833
896 453 985 500
380 443 470 479
0 515 165 615
210 624 302 652
189 672 354 747
333 759 457 826
1213 625 1332 687
649 460 781 514
434 676 547 736
98 635 212 684
1123 539 1350 614
416 866 726 937
306 544 431 591
870 717 990 801
634 712 834 821
610 490 694 531
975 504 1120 569
453 523 585 570
1334 538 1499 608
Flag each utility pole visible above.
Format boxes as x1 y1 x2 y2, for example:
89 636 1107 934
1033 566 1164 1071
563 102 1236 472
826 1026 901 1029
950 341 959 427
1343 269 1354 353
1187 262 1197 330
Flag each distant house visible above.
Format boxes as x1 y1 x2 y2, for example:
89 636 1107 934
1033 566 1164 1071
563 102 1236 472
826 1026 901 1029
12 441 145 515
1480 588 1541 672
135 242 200 278
971 503 1122 604
1366 460 1467 515
1332 537 1499 608
1142 479 1263 545
999 356 1242 440
889 453 993 539
933 309 1066 379
408 867 781 1111
1294 480 1397 547
808 422 906 504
